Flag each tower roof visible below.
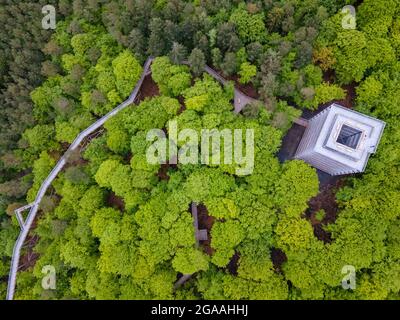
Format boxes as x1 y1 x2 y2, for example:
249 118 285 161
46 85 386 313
295 103 386 175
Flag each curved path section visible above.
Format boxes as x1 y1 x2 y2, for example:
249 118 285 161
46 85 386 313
6 57 154 300
7 57 306 300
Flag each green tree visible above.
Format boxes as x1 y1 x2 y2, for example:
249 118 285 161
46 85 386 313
220 52 237 76
151 56 191 96
229 7 266 43
169 42 187 64
238 62 257 84
23 125 59 154
211 220 244 267
188 48 206 77
172 247 209 274
55 121 79 143
205 198 239 219
112 50 143 98
274 160 319 216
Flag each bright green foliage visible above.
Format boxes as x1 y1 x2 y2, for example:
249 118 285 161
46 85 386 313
123 96 181 134
23 125 59 153
151 56 191 96
198 253 288 300
85 269 120 299
70 33 96 57
211 220 245 267
185 94 209 112
26 151 56 202
107 89 122 105
90 207 122 245
358 0 397 37
110 164 135 197
236 196 277 241
159 96 181 116
54 200 75 221
130 131 152 155
205 198 239 219
238 62 257 84
60 237 96 270
315 209 326 222
229 7 266 43
82 136 110 175
55 121 80 143
0 219 19 258
356 76 384 106
231 240 289 299
317 2 398 84
275 160 319 217
94 159 120 189
184 168 236 203
112 50 143 98
172 247 209 274
196 268 226 299
182 75 233 114
305 83 346 109
78 186 105 218
96 70 116 94
236 47 247 66
106 129 130 154
334 30 369 84
61 53 86 72
14 272 37 300
30 76 63 122
275 216 316 254
168 212 196 249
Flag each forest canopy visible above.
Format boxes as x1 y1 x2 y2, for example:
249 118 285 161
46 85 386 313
0 0 399 301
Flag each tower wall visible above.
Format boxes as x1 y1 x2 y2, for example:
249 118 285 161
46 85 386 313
293 103 385 176
294 106 360 176
295 107 330 159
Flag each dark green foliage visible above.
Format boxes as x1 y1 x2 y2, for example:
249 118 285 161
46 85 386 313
188 48 206 78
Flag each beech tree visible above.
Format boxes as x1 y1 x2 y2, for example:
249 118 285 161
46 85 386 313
229 6 266 43
151 56 191 96
22 125 59 154
274 160 319 217
172 247 209 274
211 220 244 267
112 50 143 98
238 62 257 84
205 198 239 219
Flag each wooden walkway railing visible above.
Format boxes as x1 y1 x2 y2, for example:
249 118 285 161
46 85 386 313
6 57 154 300
7 57 305 299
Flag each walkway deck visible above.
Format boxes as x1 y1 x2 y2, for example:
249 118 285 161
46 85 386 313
6 57 154 300
174 202 207 290
203 65 258 113
7 58 305 299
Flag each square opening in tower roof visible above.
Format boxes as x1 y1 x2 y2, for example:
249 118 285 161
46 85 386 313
336 124 363 149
